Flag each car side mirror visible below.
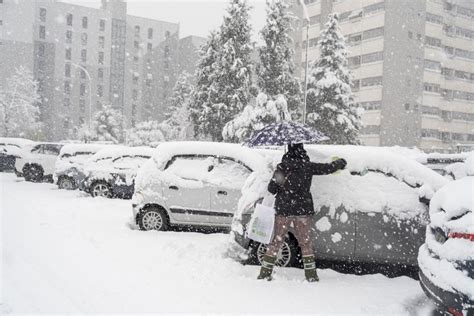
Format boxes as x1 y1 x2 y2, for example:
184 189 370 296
208 165 214 172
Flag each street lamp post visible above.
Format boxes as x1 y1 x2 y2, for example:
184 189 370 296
66 61 93 133
298 0 311 124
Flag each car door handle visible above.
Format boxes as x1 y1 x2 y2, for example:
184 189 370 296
169 185 179 190
217 190 227 196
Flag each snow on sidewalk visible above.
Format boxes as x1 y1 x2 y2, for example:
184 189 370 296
1 174 429 314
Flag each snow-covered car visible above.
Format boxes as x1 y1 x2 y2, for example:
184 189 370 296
444 152 474 180
15 142 64 182
418 157 473 315
81 146 154 199
53 143 109 190
229 145 449 269
0 137 35 172
131 141 270 231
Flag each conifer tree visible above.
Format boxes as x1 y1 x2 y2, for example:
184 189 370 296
92 103 123 144
306 13 361 144
257 0 301 117
199 0 254 141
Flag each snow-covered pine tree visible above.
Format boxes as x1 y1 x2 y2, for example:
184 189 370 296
306 13 361 144
189 30 221 139
92 103 123 144
164 72 193 140
125 121 165 146
223 92 290 142
200 0 254 141
0 67 42 137
257 0 302 118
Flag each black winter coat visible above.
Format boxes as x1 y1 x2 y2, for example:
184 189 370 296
268 153 346 216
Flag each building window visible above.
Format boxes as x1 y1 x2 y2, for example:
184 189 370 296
425 36 442 48
134 25 140 37
148 28 153 39
426 12 443 25
65 64 71 77
424 59 441 72
165 30 170 38
63 98 70 107
98 52 104 64
64 81 71 95
81 49 87 63
80 83 86 96
98 68 104 80
97 85 103 97
147 43 152 53
134 41 139 49
38 43 45 56
362 27 384 41
39 25 46 39
133 56 139 63
67 13 73 26
39 8 47 23
361 76 383 87
423 82 440 93
65 48 71 60
361 51 383 64
348 56 361 68
99 36 105 48
63 118 70 129
82 17 88 29
133 73 139 85
66 30 72 43
79 99 86 112
80 69 86 79
132 90 138 101
164 45 170 58
79 117 85 125
81 33 87 46
99 19 105 31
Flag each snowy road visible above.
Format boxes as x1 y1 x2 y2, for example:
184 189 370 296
1 174 434 314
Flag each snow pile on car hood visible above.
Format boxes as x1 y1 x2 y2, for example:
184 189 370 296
0 138 36 157
444 152 474 180
429 176 473 236
236 145 448 220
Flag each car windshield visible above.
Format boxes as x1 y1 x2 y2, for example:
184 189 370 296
60 151 95 164
112 155 150 170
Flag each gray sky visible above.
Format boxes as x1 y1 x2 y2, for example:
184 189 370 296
60 0 267 40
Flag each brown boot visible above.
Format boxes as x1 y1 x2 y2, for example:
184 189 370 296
303 255 319 282
257 255 276 281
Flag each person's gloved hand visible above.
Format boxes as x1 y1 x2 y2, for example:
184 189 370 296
333 158 347 170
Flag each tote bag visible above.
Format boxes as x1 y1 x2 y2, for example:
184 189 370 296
247 195 276 244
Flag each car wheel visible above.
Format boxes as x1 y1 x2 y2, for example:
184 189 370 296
58 177 76 190
90 181 112 198
250 239 298 267
137 207 169 231
23 165 43 182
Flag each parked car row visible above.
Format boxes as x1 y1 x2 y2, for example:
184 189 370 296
2 137 472 314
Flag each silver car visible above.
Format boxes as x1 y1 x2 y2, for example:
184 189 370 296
131 141 270 231
230 145 449 269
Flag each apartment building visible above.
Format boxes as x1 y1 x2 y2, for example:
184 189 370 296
290 0 473 152
0 0 180 140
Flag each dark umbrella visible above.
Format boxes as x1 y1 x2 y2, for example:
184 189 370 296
243 121 328 147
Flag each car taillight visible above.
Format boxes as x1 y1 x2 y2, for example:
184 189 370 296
448 232 474 242
448 307 463 316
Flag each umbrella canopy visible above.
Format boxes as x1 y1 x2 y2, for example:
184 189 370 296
243 121 328 147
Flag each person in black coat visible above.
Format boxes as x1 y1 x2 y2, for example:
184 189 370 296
258 143 347 281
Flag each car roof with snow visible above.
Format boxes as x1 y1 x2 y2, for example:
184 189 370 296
148 141 269 172
59 143 110 158
89 146 155 163
0 137 36 148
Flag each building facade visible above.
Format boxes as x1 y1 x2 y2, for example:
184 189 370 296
290 0 474 152
0 0 181 140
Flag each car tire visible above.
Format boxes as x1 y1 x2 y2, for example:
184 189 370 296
90 181 112 198
23 164 44 182
137 207 169 231
248 237 300 268
58 176 76 190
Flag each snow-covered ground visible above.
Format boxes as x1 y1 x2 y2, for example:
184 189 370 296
1 173 434 314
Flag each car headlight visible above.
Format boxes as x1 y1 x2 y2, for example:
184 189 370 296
132 191 144 205
242 198 264 215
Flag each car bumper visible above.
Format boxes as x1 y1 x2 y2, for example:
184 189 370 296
418 245 473 313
